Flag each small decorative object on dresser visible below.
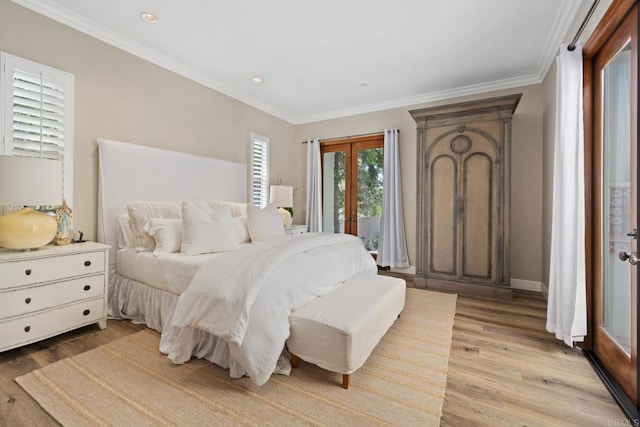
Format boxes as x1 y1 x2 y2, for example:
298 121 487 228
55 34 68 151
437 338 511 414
284 224 307 235
0 242 109 352
54 198 72 246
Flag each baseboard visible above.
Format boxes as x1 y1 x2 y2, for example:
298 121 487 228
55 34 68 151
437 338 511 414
390 266 416 275
510 278 542 292
541 283 549 300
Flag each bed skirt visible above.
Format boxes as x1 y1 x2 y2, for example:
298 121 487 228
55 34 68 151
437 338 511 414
108 273 178 332
108 274 290 378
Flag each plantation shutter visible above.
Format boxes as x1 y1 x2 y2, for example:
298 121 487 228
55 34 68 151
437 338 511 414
10 68 66 160
249 133 269 207
1 53 74 206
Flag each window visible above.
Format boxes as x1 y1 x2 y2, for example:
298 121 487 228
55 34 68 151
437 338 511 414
0 52 74 207
249 133 269 207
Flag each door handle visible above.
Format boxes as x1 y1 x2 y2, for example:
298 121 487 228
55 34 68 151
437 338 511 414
627 229 638 239
618 251 639 265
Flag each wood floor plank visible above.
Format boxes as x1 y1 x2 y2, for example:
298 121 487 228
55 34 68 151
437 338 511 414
442 291 625 425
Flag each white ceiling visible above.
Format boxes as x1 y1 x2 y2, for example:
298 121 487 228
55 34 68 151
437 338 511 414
12 0 584 124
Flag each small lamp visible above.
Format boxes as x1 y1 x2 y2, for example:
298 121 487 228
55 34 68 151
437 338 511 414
269 185 293 227
0 156 62 250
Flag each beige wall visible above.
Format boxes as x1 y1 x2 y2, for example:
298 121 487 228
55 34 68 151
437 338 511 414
0 0 296 240
295 85 544 282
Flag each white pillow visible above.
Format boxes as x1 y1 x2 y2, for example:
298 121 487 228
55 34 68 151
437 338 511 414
207 200 248 217
144 218 182 256
233 215 251 244
247 203 285 243
116 214 134 249
181 201 239 255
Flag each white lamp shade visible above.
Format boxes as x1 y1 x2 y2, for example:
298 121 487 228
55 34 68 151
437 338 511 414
269 185 293 207
0 156 62 206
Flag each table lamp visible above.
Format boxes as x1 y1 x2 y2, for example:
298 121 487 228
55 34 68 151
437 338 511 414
269 185 293 226
0 156 62 250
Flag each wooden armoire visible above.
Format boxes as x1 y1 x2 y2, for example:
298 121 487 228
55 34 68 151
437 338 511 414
410 94 521 299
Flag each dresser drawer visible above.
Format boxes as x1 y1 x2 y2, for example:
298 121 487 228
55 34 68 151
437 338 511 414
0 275 105 319
0 251 105 290
0 298 104 352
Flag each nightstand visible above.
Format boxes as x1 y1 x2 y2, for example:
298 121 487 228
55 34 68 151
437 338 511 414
285 224 307 235
0 242 109 352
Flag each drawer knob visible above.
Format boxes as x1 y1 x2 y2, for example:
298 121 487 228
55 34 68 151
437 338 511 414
83 309 90 316
24 326 31 333
25 297 31 304
84 260 91 267
83 285 91 291
25 269 32 276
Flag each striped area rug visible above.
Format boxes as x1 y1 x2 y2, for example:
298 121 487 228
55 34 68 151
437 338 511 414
16 288 456 426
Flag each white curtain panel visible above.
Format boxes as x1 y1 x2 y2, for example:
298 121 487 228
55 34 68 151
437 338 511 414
546 43 587 347
377 128 409 268
305 138 322 232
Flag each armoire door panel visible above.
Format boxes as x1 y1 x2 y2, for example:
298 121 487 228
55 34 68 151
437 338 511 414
430 155 457 275
463 153 493 279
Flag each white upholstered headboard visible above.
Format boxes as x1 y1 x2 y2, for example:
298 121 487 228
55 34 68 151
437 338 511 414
97 138 247 275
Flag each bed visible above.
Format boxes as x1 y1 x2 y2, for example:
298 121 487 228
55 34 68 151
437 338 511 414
97 139 378 386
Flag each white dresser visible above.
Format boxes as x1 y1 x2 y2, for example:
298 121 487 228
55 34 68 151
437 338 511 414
0 242 109 352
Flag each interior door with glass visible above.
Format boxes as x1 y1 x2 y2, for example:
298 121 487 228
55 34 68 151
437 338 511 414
321 135 384 254
594 6 637 404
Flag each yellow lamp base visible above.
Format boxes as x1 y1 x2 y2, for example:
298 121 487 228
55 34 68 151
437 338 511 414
278 207 293 227
0 207 57 250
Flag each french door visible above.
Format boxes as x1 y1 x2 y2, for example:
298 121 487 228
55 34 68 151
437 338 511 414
320 134 383 253
586 1 638 411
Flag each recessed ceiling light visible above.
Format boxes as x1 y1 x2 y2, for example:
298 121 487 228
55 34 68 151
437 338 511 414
360 83 368 88
140 12 158 24
253 77 264 83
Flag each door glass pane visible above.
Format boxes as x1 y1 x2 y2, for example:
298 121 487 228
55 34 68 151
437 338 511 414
356 147 383 252
602 41 632 355
322 151 346 233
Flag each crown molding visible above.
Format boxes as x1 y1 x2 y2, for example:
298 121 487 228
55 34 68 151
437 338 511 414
290 73 540 124
533 0 584 81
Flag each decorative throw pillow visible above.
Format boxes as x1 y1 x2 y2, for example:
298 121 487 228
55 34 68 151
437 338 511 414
247 203 285 243
233 215 251 244
207 200 248 217
181 201 239 255
144 218 182 256
126 201 182 252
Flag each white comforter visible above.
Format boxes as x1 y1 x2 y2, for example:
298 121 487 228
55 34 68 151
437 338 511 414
160 233 377 385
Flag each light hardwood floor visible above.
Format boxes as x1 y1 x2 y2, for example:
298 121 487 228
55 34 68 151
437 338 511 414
0 289 626 426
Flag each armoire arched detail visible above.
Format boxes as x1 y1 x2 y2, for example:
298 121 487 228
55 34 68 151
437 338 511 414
426 126 501 161
410 94 521 299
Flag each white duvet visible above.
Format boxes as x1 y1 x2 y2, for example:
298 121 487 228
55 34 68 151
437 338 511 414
160 233 377 385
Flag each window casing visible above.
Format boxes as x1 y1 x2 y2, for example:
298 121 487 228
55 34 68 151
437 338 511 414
249 133 269 207
0 52 74 208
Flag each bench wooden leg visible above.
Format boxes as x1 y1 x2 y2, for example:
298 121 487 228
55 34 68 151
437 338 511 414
342 374 351 389
290 353 299 368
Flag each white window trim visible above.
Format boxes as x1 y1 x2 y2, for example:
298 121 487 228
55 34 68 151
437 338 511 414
0 52 74 209
249 132 269 208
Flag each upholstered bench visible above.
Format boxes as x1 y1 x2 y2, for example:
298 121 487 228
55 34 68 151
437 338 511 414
288 273 406 389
